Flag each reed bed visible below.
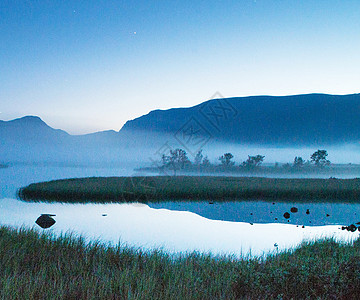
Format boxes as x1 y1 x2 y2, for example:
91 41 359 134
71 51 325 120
1 226 360 299
18 176 360 203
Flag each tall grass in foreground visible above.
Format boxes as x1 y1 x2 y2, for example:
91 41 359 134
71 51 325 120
18 176 360 203
1 226 360 299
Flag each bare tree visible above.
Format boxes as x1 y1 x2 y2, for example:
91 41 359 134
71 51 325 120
161 148 190 175
293 156 305 168
194 150 204 165
242 155 265 168
310 150 330 167
219 153 235 168
201 155 211 168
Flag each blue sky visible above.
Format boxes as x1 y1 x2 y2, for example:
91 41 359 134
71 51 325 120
1 0 360 134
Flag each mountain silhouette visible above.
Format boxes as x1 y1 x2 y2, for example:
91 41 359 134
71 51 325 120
0 116 69 143
120 93 360 146
1 93 360 158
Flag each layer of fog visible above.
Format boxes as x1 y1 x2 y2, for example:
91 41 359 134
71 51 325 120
1 129 360 171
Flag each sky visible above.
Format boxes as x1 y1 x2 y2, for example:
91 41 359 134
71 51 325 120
1 0 360 134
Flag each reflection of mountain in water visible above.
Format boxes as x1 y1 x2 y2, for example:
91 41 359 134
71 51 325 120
149 201 360 227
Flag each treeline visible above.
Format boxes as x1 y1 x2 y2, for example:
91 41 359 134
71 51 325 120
152 149 331 175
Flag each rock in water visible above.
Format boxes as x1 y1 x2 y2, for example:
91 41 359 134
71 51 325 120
283 212 290 219
348 224 357 232
36 214 56 229
290 207 298 213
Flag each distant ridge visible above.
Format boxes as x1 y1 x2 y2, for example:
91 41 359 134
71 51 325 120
0 116 69 142
120 93 360 146
0 116 123 162
2 93 360 148
1 116 54 127
0 116 121 143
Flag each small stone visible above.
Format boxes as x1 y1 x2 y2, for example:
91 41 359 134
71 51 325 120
348 224 357 232
290 207 298 213
35 214 56 229
283 212 290 219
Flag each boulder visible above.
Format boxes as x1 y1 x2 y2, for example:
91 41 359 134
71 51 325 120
35 214 56 229
283 212 290 219
290 207 298 213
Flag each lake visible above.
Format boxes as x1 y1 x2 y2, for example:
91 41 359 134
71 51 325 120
0 164 359 257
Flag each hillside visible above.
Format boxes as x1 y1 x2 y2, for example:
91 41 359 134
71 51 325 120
120 93 360 146
2 94 360 163
0 116 69 143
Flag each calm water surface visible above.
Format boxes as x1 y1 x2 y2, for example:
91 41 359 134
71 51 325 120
0 164 359 257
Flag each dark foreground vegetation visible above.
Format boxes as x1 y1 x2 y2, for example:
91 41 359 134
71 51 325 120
1 226 360 299
19 176 360 203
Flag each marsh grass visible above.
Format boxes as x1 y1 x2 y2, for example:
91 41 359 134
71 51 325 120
18 176 360 203
1 226 360 299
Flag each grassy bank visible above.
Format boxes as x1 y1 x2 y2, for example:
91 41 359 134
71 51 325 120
1 226 360 299
18 176 360 203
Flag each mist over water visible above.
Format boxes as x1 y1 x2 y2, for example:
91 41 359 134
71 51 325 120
2 138 360 167
1 126 360 256
1 113 360 170
0 161 360 256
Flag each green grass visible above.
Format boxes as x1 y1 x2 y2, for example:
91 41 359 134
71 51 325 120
1 225 360 299
18 176 360 203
